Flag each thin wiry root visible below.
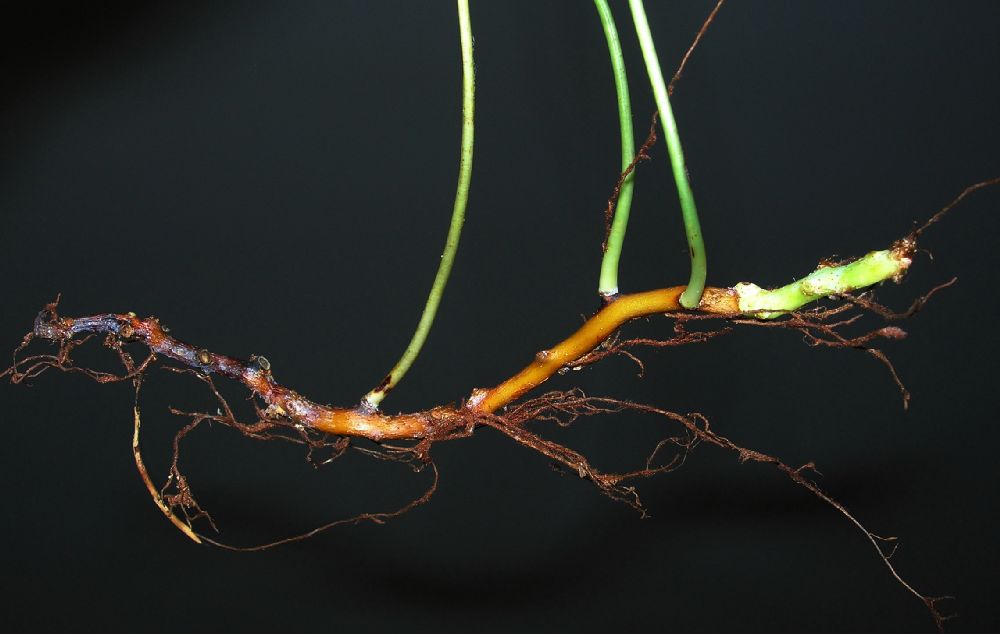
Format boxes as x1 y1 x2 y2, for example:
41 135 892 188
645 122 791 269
132 392 202 544
571 318 731 377
151 369 439 551
201 463 439 552
723 296 927 409
839 277 958 320
491 388 949 630
668 0 726 96
602 112 659 253
4 334 150 385
912 175 1000 238
478 390 698 514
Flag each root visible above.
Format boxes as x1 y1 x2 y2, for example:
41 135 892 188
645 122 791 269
603 112 659 253
482 389 701 513
202 464 439 552
0 293 951 628
572 316 732 377
912 175 1000 238
488 388 951 631
140 366 440 551
668 0 726 96
730 302 916 409
133 402 203 544
8 177 998 629
840 277 958 320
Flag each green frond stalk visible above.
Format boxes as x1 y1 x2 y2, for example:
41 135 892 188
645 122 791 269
627 0 707 309
362 0 475 410
594 0 636 298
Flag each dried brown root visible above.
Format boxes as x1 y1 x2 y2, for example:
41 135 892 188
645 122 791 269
839 277 958 320
733 278 963 410
732 305 915 409
2 303 155 387
478 389 701 513
201 463 439 552
912 175 1000 238
602 111 659 253
571 316 732 377
133 402 203 544
145 367 439 551
484 388 951 631
668 0 726 96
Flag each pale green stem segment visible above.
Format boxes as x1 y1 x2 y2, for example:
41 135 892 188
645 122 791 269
362 0 475 410
627 0 706 309
594 0 636 298
736 249 912 318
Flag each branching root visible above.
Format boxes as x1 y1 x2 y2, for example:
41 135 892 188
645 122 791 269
7 178 991 628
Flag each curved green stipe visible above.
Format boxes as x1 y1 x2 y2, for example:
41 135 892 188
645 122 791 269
362 0 475 410
594 0 636 298
627 0 707 309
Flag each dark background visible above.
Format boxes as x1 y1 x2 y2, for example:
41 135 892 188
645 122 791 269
2 1 999 632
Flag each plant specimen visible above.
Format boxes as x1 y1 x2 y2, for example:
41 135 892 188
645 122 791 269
3 2 998 631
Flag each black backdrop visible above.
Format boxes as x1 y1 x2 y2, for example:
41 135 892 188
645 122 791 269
2 2 999 632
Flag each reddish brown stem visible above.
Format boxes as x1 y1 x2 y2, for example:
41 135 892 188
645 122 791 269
23 288 738 441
